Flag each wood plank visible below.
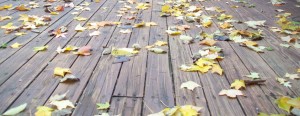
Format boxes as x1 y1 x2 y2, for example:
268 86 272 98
142 0 175 115
0 0 116 114
108 97 142 116
112 0 153 97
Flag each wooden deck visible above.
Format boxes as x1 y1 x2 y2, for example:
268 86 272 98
0 0 299 115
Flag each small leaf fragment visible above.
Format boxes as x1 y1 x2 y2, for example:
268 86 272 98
180 81 201 91
97 102 110 110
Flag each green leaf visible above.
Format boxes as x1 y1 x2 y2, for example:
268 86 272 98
3 103 27 115
0 43 8 49
275 96 292 113
96 102 110 110
34 45 48 52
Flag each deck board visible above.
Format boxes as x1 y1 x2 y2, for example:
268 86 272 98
0 0 299 115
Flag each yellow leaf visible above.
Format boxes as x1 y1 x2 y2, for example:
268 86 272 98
15 32 27 36
10 43 22 48
111 47 139 57
50 12 59 15
166 30 181 35
219 89 244 98
275 96 292 113
211 64 223 75
154 40 167 46
145 22 157 26
133 22 145 28
200 39 216 46
161 5 170 13
74 16 87 21
230 80 246 90
54 67 71 77
297 68 300 73
75 24 86 32
0 16 12 21
50 100 75 110
179 105 200 116
242 40 258 46
35 106 53 116
15 4 31 11
34 45 48 52
1 23 17 30
195 58 214 67
202 20 212 28
220 22 232 29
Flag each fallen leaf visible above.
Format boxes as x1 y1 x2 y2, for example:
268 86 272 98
154 40 167 46
111 47 139 57
211 64 223 75
54 67 71 77
50 100 75 110
120 29 132 34
245 72 260 79
148 48 167 54
166 30 181 35
73 46 92 56
219 89 244 98
89 31 101 36
15 4 31 11
275 96 292 113
3 103 27 115
34 45 48 52
244 20 266 29
281 36 296 43
60 74 79 82
230 80 246 90
200 39 216 46
179 35 193 44
49 91 68 102
10 43 22 48
51 109 72 116
280 43 290 48
285 73 299 80
97 102 110 110
75 24 86 32
74 16 87 21
35 106 53 116
180 81 201 91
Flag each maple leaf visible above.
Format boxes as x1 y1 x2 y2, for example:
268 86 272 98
10 43 22 48
211 64 223 75
219 89 244 98
73 46 92 56
275 96 292 113
148 105 202 116
55 5 64 12
161 5 171 13
217 13 232 21
96 102 110 110
54 67 71 77
15 5 31 11
180 81 201 91
287 97 300 109
230 80 246 90
34 45 48 52
34 106 53 116
50 100 75 110
75 24 86 32
200 39 216 46
244 20 266 29
219 22 232 29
